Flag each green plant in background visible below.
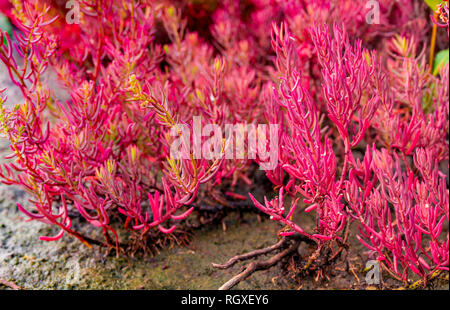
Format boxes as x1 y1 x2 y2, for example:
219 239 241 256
425 0 449 74
434 49 449 75
425 0 446 10
0 13 11 45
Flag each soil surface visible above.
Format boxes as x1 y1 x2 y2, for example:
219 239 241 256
1 164 448 290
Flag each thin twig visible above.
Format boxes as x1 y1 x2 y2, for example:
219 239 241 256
429 12 439 70
212 238 287 269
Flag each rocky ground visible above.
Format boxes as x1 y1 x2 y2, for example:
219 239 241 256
0 179 378 290
0 181 297 290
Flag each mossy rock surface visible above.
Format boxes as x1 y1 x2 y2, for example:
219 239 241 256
0 181 298 290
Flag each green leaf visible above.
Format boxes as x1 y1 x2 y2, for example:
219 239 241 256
0 14 12 33
424 0 444 10
0 13 12 46
433 49 449 75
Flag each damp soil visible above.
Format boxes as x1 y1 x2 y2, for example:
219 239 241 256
1 170 448 290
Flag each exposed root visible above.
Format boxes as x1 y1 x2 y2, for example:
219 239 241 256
213 224 356 290
217 245 298 290
212 233 314 290
212 238 287 270
123 228 192 257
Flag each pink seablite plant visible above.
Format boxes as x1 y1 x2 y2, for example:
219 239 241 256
0 0 448 289
239 13 448 288
345 146 449 284
0 0 237 253
251 22 380 252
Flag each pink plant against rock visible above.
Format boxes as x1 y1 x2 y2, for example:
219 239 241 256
250 22 380 246
0 0 234 254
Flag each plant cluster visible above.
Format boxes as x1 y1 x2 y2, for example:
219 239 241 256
0 0 448 288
